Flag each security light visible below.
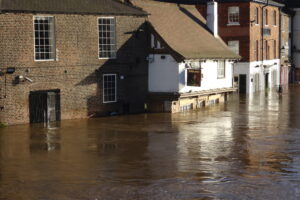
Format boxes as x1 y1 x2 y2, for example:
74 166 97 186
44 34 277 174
6 67 15 74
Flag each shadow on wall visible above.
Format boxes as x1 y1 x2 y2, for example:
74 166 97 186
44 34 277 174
76 23 149 117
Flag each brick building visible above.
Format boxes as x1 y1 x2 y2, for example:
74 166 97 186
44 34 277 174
196 0 284 93
0 0 149 125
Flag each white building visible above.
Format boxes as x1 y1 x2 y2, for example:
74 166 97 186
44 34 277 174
133 0 240 113
234 60 280 94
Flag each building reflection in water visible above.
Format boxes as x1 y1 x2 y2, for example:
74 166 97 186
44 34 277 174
0 89 298 199
29 122 61 152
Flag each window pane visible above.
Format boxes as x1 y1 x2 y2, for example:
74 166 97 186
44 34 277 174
187 69 201 87
34 16 55 60
99 17 116 59
217 61 225 78
103 74 117 103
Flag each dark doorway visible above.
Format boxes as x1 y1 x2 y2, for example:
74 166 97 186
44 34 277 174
265 73 269 89
239 74 247 94
29 90 60 124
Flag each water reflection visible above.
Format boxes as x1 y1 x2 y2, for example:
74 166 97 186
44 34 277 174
0 89 300 199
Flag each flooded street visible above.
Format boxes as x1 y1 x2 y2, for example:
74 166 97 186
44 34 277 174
1 87 300 200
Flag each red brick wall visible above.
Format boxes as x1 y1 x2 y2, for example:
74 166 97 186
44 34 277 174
197 2 280 63
197 2 250 62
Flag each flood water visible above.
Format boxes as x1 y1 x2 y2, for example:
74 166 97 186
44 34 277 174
1 87 300 200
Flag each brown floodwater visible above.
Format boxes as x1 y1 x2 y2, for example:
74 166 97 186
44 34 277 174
1 87 300 200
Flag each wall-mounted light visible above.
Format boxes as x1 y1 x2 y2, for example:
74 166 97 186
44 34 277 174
6 67 15 74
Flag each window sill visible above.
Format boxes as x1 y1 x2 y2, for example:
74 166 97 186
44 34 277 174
34 59 56 62
227 23 240 26
103 101 117 104
217 77 226 79
99 57 117 60
187 85 201 87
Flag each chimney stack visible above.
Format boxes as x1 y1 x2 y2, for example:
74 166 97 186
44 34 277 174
207 0 218 37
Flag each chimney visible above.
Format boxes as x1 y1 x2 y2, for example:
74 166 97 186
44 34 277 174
207 0 218 37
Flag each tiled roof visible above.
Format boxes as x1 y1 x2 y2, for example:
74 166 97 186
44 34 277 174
157 0 284 7
132 0 240 60
0 0 147 16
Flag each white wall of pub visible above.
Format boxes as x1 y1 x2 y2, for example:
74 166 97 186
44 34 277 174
148 54 234 93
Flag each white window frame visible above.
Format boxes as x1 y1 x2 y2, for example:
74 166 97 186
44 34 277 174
228 7 240 25
217 60 226 79
228 40 239 55
98 17 117 59
103 74 117 103
33 16 55 61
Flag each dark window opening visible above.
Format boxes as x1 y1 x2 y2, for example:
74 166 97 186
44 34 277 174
187 69 201 87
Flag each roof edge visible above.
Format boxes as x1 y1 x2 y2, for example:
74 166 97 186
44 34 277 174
0 9 148 16
112 0 149 15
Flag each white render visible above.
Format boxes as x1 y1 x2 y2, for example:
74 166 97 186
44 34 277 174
233 59 280 93
148 55 179 92
293 8 300 69
148 54 234 93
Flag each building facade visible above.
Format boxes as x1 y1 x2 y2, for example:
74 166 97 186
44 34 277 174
279 9 292 88
287 1 300 81
133 0 239 113
197 0 283 93
0 0 149 125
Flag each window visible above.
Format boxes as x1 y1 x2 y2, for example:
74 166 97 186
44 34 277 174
187 69 201 87
264 40 270 60
217 61 225 78
98 17 116 59
254 7 259 24
254 40 259 61
264 9 268 25
151 34 163 49
103 74 117 103
228 40 239 55
228 7 240 24
34 16 55 60
273 11 277 26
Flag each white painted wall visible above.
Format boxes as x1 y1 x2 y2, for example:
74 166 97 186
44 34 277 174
148 54 179 92
148 56 234 93
234 59 280 93
233 62 250 93
179 60 233 93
